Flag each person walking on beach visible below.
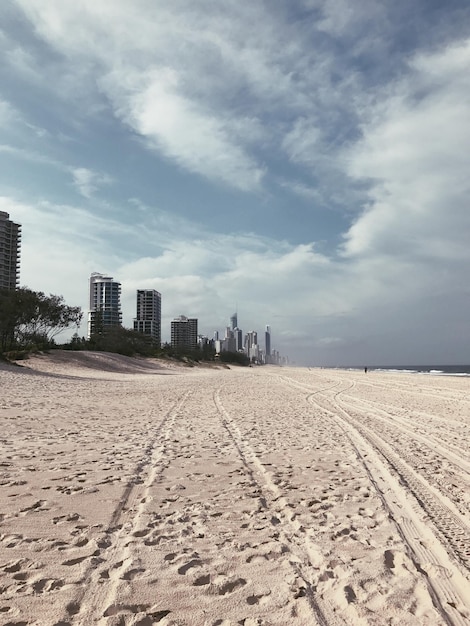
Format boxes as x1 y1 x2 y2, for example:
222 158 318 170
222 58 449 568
364 367 368 373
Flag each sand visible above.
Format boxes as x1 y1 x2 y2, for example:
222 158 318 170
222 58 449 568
0 351 469 626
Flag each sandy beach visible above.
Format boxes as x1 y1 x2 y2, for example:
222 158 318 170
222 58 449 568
0 352 469 626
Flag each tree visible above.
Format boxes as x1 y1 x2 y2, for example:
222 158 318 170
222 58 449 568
0 289 19 352
0 288 83 353
218 351 250 366
87 326 156 356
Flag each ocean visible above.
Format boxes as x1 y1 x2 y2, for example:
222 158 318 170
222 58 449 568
359 365 470 377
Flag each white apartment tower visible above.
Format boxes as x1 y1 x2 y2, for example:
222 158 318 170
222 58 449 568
88 273 122 338
171 315 198 350
0 211 21 290
134 289 161 345
244 331 259 361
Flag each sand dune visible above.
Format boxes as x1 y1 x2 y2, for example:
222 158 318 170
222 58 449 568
1 352 469 625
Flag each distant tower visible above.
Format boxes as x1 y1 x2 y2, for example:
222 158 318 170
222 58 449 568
230 312 237 330
235 328 243 351
265 325 271 363
134 289 161 345
0 211 21 290
88 273 122 338
245 331 259 360
171 315 198 350
245 330 258 349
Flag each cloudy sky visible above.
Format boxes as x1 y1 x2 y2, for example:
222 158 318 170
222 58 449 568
1 0 469 366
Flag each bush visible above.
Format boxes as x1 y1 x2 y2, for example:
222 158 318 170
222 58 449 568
218 351 250 366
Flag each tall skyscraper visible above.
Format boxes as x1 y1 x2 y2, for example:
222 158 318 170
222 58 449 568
0 211 21 290
134 289 161 344
235 328 243 351
88 273 122 337
265 325 271 363
230 312 238 330
171 315 198 350
223 327 236 352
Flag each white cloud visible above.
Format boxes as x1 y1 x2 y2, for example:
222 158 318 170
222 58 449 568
279 179 323 202
11 0 356 192
0 100 47 137
71 167 113 198
343 38 470 264
13 1 276 190
282 118 322 165
102 68 264 191
0 99 16 126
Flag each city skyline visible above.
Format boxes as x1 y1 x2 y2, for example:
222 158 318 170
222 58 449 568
1 2 470 366
86 268 278 359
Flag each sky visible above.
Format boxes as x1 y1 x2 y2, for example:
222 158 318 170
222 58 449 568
1 0 469 366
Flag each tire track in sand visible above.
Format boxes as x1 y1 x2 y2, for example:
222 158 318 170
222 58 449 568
279 374 470 555
327 383 470 571
214 386 352 626
61 390 192 625
279 375 470 626
334 391 470 518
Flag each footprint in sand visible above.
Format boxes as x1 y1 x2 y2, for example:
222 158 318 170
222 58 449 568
19 500 49 514
208 575 248 595
246 591 271 606
177 559 203 575
62 555 88 566
31 578 64 593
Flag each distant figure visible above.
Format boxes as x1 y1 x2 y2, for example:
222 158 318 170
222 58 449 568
364 367 368 373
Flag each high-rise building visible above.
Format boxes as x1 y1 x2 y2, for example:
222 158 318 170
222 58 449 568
235 328 243 352
134 289 161 344
230 312 237 330
222 327 236 352
171 315 198 350
244 331 257 351
88 273 122 337
244 331 259 361
265 325 271 363
0 211 21 290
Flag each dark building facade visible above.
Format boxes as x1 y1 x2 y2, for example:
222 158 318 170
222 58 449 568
265 325 271 363
134 289 162 344
0 211 21 290
171 315 198 350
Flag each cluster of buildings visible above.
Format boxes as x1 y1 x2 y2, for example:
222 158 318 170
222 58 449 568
88 273 285 364
0 212 285 364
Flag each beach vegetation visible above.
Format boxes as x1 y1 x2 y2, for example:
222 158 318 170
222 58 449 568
0 287 82 355
61 332 251 366
86 326 156 357
218 350 250 366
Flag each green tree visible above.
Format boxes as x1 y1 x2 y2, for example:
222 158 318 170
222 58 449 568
0 289 19 352
87 326 156 356
0 288 83 353
218 351 250 366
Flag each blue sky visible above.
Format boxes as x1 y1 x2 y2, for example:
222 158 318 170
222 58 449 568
1 0 470 366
